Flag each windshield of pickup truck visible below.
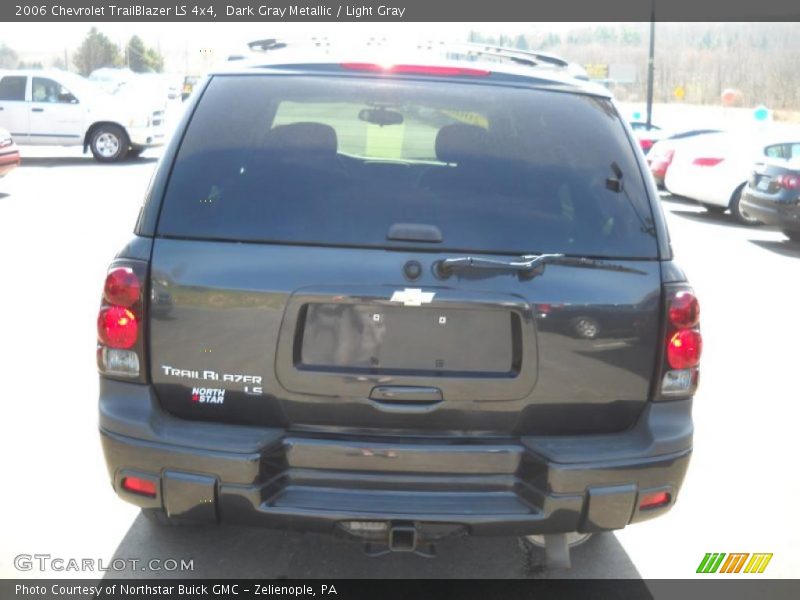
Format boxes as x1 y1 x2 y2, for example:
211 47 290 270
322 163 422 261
157 75 657 258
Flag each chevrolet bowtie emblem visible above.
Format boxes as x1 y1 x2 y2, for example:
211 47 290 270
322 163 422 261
390 288 435 307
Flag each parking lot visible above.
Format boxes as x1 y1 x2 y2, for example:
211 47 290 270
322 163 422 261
0 140 798 580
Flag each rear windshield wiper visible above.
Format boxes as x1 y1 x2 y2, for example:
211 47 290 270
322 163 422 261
435 254 646 278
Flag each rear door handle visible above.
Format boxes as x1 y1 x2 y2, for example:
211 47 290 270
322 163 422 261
32 108 44 113
369 386 443 403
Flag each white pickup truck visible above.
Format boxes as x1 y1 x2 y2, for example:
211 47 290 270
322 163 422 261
0 69 165 162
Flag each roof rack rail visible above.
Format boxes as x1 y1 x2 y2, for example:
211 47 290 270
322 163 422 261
241 37 589 81
418 41 572 69
247 37 332 52
247 38 570 66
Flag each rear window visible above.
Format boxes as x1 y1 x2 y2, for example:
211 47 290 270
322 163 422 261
158 75 657 258
0 76 26 101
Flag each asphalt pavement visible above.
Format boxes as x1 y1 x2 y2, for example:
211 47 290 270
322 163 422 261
0 145 798 580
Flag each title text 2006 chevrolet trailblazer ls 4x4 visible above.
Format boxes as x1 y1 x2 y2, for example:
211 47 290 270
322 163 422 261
97 41 701 568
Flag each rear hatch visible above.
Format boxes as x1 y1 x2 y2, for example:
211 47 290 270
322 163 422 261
148 71 663 436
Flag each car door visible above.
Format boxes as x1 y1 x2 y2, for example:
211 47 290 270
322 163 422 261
0 74 30 142
28 76 84 145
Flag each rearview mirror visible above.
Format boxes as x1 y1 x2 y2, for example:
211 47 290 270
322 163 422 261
358 108 404 127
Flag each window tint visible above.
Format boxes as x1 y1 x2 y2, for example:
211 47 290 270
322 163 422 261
765 144 787 159
158 75 657 258
32 77 77 104
0 76 26 101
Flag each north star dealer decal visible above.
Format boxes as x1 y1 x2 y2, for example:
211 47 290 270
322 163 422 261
192 387 225 404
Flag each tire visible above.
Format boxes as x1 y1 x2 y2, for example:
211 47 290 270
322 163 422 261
784 230 800 243
729 185 760 226
701 203 726 214
89 124 129 163
571 317 600 340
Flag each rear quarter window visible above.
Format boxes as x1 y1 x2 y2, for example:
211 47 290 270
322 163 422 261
157 74 657 258
0 76 27 101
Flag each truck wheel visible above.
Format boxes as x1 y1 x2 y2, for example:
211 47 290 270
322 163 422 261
729 186 760 226
90 125 129 162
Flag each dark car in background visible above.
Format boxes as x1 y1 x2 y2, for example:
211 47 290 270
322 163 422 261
741 159 800 242
97 41 700 569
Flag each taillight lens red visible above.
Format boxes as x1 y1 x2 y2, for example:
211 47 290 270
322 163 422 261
776 174 800 190
669 291 700 328
98 306 139 349
692 157 724 167
340 63 491 77
667 329 703 369
104 267 141 307
122 476 157 497
658 285 702 399
97 260 146 380
639 491 671 510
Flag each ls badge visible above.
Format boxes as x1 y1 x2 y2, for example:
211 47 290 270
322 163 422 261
390 288 435 307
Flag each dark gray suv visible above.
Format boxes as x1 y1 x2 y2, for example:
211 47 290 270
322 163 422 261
97 43 701 567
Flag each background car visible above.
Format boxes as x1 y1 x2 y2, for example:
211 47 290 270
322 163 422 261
647 129 724 188
740 157 800 242
0 69 165 162
0 127 20 178
664 131 800 224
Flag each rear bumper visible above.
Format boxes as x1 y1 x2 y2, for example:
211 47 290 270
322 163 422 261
741 189 800 231
99 379 692 537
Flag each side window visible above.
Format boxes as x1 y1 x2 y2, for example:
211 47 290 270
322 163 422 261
31 77 77 104
791 144 800 159
0 76 27 101
764 144 787 159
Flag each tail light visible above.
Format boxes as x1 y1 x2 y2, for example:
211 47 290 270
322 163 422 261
649 149 675 179
692 157 724 167
340 63 490 77
776 174 800 190
639 138 656 153
655 285 702 399
97 260 148 382
121 476 157 497
639 491 671 510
